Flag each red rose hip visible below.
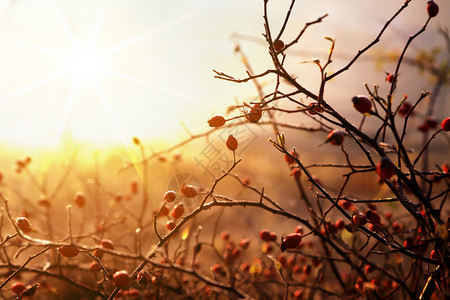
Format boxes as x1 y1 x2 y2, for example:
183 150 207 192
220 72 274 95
325 129 345 146
293 289 304 299
246 104 262 123
353 212 367 226
164 190 177 202
11 282 26 295
281 233 302 251
335 219 345 230
352 95 372 114
171 203 185 219
159 205 170 217
364 265 374 274
89 261 101 272
273 39 285 51
259 229 272 242
15 217 31 233
427 1 439 18
441 117 450 131
181 184 197 198
376 157 396 180
137 270 151 286
226 135 238 151
385 73 396 83
212 263 226 276
430 249 440 260
59 245 80 258
398 101 414 117
100 239 114 250
74 191 86 208
284 150 298 165
307 101 323 115
294 225 304 234
365 209 381 225
113 270 130 288
166 220 176 230
425 117 438 129
239 238 250 249
290 168 301 178
208 115 226 127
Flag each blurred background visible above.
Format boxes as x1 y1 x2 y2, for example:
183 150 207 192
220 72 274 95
0 0 448 148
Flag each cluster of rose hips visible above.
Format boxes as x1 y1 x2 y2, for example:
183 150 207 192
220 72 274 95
59 239 160 294
218 230 245 263
352 209 381 227
209 231 251 278
110 269 159 298
352 275 400 295
207 103 263 130
156 189 189 231
335 205 446 295
174 1 445 297
334 92 449 184
351 87 449 133
208 226 321 296
303 100 347 148
338 201 385 230
207 116 241 152
339 197 448 263
244 231 321 297
319 218 346 236
106 179 144 204
93 239 115 258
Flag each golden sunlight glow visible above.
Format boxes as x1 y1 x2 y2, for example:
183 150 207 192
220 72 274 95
64 45 106 81
0 1 253 150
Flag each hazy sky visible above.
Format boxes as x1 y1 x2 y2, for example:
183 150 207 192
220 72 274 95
0 0 448 149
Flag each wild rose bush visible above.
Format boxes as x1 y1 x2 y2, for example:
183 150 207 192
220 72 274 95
0 1 449 299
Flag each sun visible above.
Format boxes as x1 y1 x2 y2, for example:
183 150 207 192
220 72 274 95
64 44 106 81
0 1 204 150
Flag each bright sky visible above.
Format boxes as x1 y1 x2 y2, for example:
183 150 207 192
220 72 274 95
0 0 448 150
